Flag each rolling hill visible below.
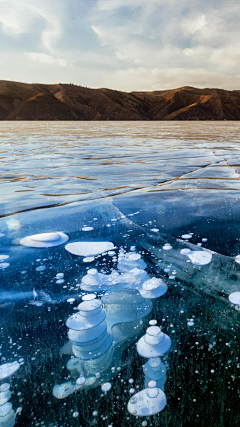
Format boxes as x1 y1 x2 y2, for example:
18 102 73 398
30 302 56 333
1 80 240 120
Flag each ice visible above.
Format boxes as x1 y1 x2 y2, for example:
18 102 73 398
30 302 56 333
101 382 111 392
137 326 171 358
0 362 20 381
181 249 212 266
20 232 69 248
65 241 115 256
127 381 167 416
139 277 168 299
0 255 9 261
229 292 240 305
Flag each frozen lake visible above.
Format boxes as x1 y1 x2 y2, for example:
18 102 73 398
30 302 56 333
0 122 240 427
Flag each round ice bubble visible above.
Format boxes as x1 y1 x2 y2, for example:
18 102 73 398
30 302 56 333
162 244 172 251
0 255 9 261
83 257 95 263
0 383 10 393
137 327 171 358
181 249 212 266
101 382 111 392
229 292 240 305
235 255 240 264
0 361 20 381
149 320 157 326
82 294 97 301
33 233 60 242
180 248 192 254
181 234 192 239
65 241 115 256
140 277 168 299
0 390 11 406
127 384 167 416
20 232 69 248
73 412 79 418
82 227 94 231
35 265 46 272
0 263 9 269
0 402 12 417
76 376 86 385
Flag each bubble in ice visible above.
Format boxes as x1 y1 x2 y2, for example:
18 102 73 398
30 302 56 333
20 231 69 248
0 402 12 417
127 380 167 416
35 265 46 272
65 241 115 256
187 320 194 326
0 255 9 262
180 248 191 254
162 243 172 251
67 298 75 304
228 292 240 305
202 238 208 242
56 273 64 279
150 228 159 232
137 326 171 358
92 411 98 416
140 277 168 299
83 256 95 263
82 294 96 301
234 255 240 264
101 382 111 392
72 411 79 418
7 218 20 230
149 320 157 326
180 249 212 266
0 361 20 380
0 263 10 269
0 384 10 393
108 251 116 256
76 376 86 385
181 234 192 239
82 227 94 231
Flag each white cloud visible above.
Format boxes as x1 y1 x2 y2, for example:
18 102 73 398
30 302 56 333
2 0 240 90
24 52 68 67
0 0 63 51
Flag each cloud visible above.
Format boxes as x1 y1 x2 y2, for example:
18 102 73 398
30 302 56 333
24 52 68 67
0 0 63 51
1 0 240 90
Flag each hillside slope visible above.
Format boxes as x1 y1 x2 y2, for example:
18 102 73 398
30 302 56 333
1 81 240 120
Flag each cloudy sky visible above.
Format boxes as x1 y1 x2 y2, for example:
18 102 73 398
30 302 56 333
1 0 240 91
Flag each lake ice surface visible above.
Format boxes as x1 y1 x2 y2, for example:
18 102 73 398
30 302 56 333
0 122 240 427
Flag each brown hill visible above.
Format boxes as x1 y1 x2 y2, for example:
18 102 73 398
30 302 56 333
1 80 240 120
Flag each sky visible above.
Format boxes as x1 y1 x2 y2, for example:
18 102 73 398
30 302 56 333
0 0 240 91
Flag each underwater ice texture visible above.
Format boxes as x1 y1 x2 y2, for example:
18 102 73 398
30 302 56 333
0 121 240 427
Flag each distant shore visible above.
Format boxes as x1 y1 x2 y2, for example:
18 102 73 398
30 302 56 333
1 80 240 121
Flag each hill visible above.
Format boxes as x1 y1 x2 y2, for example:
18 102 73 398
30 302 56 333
1 81 240 120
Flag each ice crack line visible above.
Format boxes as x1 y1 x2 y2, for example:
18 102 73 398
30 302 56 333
213 150 240 179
